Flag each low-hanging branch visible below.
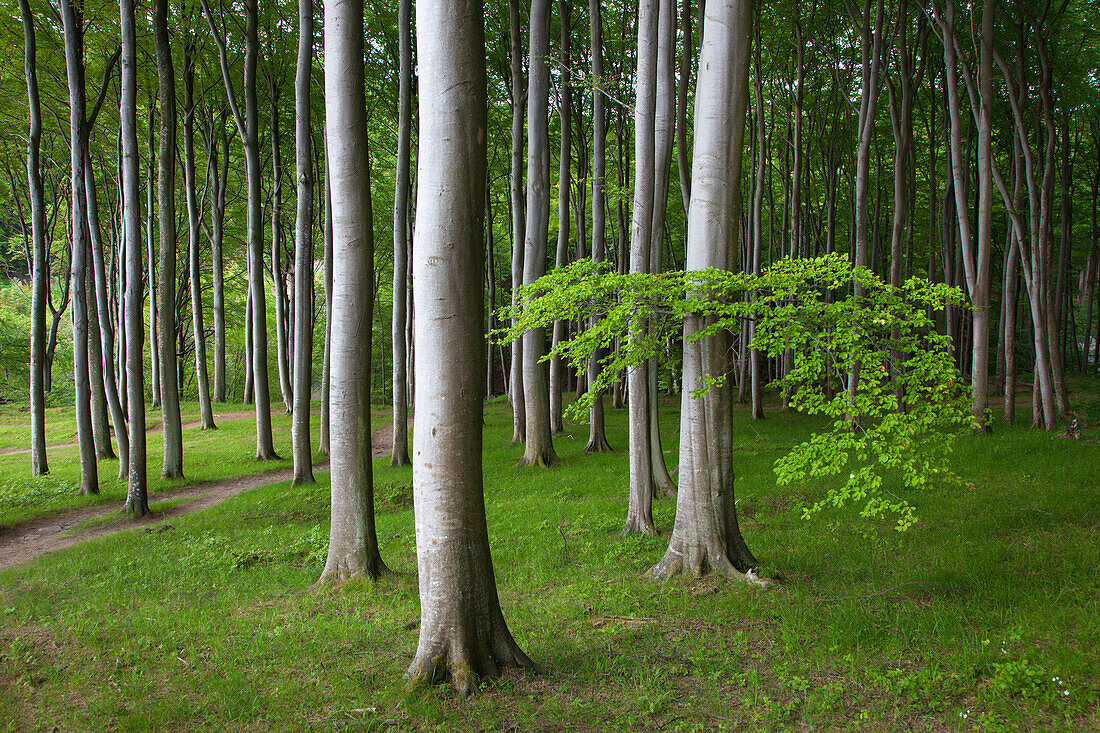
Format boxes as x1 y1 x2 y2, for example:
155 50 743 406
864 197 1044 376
497 253 975 531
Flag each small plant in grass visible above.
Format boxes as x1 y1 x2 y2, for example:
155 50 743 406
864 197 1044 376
500 253 973 530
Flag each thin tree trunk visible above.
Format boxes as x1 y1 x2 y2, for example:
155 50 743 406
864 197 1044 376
20 0 49 476
146 102 160 408
549 0 572 436
61 0 98 495
120 0 148 515
184 43 215 431
508 0 527 445
390 0 412 467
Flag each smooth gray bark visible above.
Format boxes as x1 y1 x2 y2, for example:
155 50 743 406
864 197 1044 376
202 0 278 458
292 0 315 485
652 0 763 584
184 44 215 432
146 102 159 409
60 0 98 496
549 0 572 436
320 0 386 581
508 0 527 445
585 0 611 453
154 0 183 479
390 0 412 467
20 0 49 476
519 0 558 467
120 0 147 516
623 0 659 535
270 78 293 415
406 0 534 695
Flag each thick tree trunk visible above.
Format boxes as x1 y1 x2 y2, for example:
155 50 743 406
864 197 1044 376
320 0 386 581
406 0 534 695
20 0 49 476
154 0 183 479
120 0 148 516
184 44 215 431
390 0 412 467
623 0 659 535
61 0 98 496
652 0 764 584
292 0 315 485
519 0 558 468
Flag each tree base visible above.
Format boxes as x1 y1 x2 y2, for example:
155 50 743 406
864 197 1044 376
389 451 410 468
317 554 389 583
584 437 613 453
405 632 536 698
650 548 770 588
620 514 658 537
292 473 316 487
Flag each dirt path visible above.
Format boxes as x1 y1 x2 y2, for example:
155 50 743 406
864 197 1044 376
0 422 396 572
0 411 266 457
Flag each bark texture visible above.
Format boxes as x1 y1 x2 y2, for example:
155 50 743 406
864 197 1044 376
407 0 534 695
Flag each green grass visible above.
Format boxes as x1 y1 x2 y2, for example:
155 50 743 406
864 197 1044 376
0 401 333 529
1 383 1099 731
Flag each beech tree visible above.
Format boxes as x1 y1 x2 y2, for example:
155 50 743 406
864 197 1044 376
319 0 386 581
406 0 534 695
389 0 412 468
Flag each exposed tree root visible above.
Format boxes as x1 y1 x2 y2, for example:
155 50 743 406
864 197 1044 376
584 436 613 453
405 632 536 698
650 547 770 588
316 553 389 584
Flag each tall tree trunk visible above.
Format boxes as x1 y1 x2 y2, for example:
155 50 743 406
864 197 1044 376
319 149 332 453
207 116 229 403
154 0 183 479
585 0 612 453
85 150 128 472
146 102 160 409
184 43 215 431
120 0 147 515
269 78 294 414
749 28 765 420
292 0 315 485
508 0 527 446
623 0 660 535
85 242 112 460
647 0 677 497
652 0 763 583
390 0 412 467
61 0 98 496
519 0 558 467
320 0 386 580
204 0 278 457
549 0 572 436
406 0 534 695
19 0 49 476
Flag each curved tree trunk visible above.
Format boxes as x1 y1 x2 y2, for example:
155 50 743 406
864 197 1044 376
292 0 315 485
390 0 412 467
651 0 764 585
406 0 534 695
154 0 183 479
20 0 49 476
60 0 98 496
519 0 557 467
320 0 386 581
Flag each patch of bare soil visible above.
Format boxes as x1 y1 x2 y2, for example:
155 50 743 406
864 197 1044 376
0 420 397 572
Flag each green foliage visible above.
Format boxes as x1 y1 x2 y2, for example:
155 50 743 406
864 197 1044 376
499 253 974 529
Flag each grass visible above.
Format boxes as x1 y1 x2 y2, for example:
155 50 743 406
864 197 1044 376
0 401 333 529
0 381 1099 731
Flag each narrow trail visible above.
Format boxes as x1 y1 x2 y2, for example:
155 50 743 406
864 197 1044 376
0 420 399 572
0 411 267 457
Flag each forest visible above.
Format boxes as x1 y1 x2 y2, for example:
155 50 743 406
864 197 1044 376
0 0 1098 729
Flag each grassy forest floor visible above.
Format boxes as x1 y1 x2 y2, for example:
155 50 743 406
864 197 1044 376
0 381 1099 731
